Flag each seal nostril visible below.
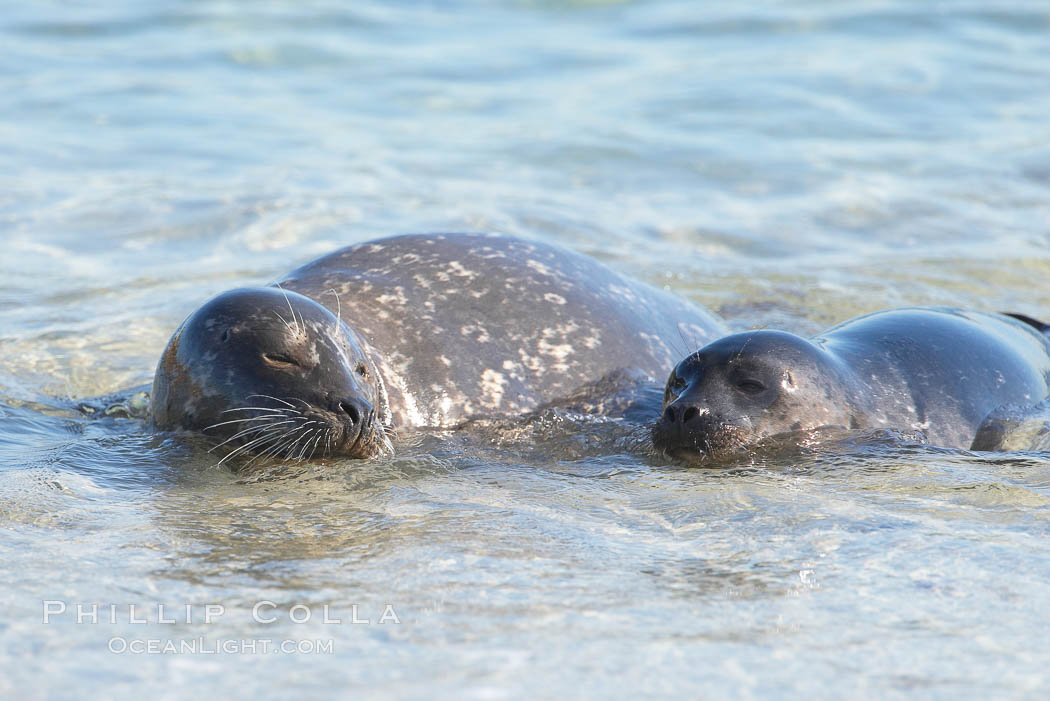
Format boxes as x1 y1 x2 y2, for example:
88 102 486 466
339 401 360 425
683 406 699 423
663 407 675 423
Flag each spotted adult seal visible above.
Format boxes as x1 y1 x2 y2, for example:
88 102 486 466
652 307 1050 462
152 233 727 462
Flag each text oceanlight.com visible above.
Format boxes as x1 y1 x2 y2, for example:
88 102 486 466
108 638 334 655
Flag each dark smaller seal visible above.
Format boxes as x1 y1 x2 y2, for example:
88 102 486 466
652 307 1050 462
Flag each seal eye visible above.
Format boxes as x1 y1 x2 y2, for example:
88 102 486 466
355 363 368 378
263 353 300 369
668 372 686 394
735 379 765 395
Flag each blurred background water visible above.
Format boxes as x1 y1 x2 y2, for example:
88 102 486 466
3 0 1050 697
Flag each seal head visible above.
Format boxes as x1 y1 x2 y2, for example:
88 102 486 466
651 330 861 461
151 287 387 461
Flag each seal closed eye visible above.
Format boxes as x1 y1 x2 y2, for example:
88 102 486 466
652 307 1050 463
152 233 728 464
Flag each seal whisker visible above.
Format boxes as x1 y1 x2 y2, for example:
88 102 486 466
273 310 296 335
324 288 342 327
673 323 696 360
256 429 305 466
238 428 304 470
296 429 320 461
235 429 294 463
307 430 325 460
287 397 315 412
221 406 297 415
290 429 311 461
283 434 310 462
245 394 299 409
374 422 394 456
281 425 316 461
274 283 302 335
247 424 304 464
296 422 325 455
271 434 305 461
257 442 289 464
261 426 300 455
217 427 298 467
209 415 285 442
732 336 753 363
207 419 300 453
203 414 290 431
236 421 305 459
226 421 300 452
207 423 288 454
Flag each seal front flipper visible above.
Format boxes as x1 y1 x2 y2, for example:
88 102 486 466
971 399 1050 452
75 385 153 420
531 368 664 421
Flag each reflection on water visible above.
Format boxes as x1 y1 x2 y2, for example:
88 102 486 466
4 0 1050 696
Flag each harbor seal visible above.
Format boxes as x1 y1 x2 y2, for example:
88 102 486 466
652 307 1050 462
152 233 727 462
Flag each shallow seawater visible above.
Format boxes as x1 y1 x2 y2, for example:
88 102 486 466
4 0 1050 697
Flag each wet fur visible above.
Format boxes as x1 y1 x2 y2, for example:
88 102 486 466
653 307 1050 462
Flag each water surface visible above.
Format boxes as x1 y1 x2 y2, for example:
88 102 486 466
3 1 1050 697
